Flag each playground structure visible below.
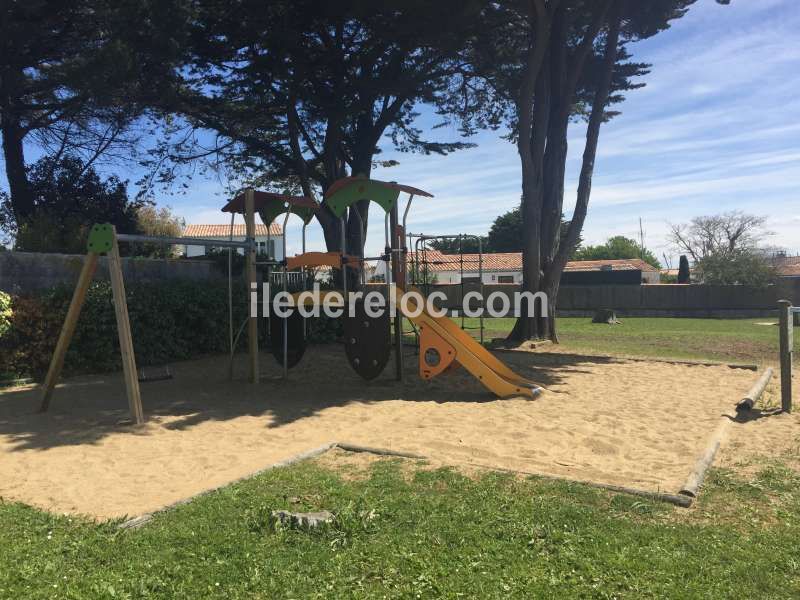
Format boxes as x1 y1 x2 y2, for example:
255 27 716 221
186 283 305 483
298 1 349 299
38 176 544 425
407 233 487 344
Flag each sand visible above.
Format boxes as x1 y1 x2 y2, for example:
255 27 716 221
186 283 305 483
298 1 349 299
0 345 764 519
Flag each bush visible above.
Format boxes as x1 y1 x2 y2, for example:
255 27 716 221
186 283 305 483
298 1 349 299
0 280 343 379
0 280 252 379
306 313 343 343
0 291 11 338
696 252 777 286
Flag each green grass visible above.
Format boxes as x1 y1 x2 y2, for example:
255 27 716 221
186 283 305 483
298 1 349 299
445 317 797 364
2 457 800 598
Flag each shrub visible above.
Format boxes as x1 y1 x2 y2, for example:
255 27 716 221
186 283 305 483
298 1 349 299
0 291 11 337
696 252 777 286
0 279 343 380
1 280 253 379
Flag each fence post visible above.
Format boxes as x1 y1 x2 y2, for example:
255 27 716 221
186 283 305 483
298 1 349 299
778 300 793 413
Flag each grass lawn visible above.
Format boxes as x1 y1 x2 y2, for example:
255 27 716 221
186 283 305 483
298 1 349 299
442 316 798 364
4 316 798 597
2 454 800 598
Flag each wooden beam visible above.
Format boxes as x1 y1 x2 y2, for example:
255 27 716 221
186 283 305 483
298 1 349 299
778 300 793 413
245 188 260 383
39 252 99 412
108 229 145 424
736 367 774 412
679 413 733 498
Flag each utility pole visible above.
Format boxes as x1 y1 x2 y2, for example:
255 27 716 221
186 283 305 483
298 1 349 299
639 217 646 260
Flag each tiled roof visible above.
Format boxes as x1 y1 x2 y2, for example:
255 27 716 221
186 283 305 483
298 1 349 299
771 255 800 277
407 250 658 273
564 258 659 273
183 223 282 238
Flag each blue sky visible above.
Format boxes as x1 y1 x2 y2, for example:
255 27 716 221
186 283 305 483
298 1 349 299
4 0 799 263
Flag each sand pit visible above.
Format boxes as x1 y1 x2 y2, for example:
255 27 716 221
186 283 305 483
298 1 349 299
0 345 761 519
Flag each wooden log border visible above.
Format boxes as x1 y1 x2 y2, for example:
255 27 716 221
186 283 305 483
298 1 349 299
117 438 706 530
104 366 785 528
117 442 338 529
736 367 773 412
680 367 775 498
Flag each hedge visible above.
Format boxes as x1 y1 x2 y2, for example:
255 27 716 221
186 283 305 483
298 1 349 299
0 280 342 380
0 292 11 338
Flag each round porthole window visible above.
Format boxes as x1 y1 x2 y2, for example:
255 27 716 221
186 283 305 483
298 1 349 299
424 348 441 367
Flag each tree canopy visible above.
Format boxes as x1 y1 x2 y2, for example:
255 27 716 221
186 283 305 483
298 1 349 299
670 211 776 287
0 0 185 225
145 0 485 257
0 0 731 326
573 236 661 269
426 205 579 255
449 0 700 341
2 155 146 254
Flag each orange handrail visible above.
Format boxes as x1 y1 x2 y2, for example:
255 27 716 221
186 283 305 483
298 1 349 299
285 251 362 270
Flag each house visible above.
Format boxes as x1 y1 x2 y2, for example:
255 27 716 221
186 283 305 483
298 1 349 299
771 254 800 279
181 224 284 259
407 249 660 285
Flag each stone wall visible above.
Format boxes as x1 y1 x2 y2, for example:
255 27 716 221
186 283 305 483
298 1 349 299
0 251 226 295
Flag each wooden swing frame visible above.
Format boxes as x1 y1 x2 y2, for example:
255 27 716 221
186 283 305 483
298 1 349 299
39 190 262 425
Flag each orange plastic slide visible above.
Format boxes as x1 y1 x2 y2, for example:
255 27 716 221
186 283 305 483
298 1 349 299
394 287 544 399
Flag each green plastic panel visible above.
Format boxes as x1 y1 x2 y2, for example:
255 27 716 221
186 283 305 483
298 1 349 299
258 203 315 228
87 223 114 254
325 180 400 218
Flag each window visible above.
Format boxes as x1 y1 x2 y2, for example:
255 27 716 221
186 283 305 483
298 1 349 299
498 275 515 284
256 240 276 257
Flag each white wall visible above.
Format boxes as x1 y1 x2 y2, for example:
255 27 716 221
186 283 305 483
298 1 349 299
432 270 522 285
185 235 284 259
642 271 661 284
433 269 660 285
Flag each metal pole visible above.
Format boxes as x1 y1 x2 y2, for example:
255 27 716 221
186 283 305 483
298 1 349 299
116 233 253 250
459 234 465 328
779 300 793 413
351 205 365 288
282 210 291 380
340 216 348 314
244 189 259 384
302 221 308 338
390 202 403 381
227 212 235 380
478 235 484 345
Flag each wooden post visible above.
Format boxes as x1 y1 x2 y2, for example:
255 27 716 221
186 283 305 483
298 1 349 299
108 229 145 424
778 300 793 413
245 188 260 383
39 253 99 412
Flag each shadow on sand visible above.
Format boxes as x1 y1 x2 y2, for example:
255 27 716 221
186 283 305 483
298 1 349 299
0 345 622 452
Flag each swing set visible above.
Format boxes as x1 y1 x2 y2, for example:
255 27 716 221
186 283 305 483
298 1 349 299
38 176 544 425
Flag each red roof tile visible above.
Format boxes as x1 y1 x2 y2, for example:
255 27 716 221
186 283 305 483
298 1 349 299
183 224 282 238
771 255 800 276
407 251 657 273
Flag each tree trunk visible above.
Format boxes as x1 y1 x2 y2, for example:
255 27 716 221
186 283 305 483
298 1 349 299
507 34 554 343
541 2 624 341
508 165 543 341
1 112 33 224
